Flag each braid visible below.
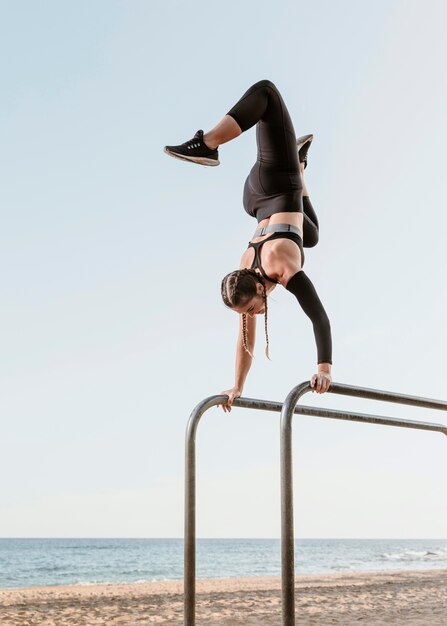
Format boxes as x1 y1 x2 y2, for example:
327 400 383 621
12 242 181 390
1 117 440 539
263 286 270 359
241 313 253 358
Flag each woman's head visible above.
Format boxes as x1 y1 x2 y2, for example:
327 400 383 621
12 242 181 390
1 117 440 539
221 269 270 358
221 269 265 314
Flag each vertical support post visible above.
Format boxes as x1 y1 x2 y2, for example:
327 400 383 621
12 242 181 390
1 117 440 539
184 396 224 626
280 383 311 626
184 417 196 626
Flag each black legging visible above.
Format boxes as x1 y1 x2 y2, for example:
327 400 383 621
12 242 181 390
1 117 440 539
227 80 319 248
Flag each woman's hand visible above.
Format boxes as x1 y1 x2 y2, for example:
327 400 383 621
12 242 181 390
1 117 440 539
310 371 332 394
219 387 242 412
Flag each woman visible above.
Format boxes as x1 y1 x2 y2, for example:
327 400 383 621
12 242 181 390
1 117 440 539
164 80 332 411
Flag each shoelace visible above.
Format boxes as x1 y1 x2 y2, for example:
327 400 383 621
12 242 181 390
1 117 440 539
186 134 202 150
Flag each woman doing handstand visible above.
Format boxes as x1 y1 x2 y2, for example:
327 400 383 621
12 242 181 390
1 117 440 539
164 80 332 410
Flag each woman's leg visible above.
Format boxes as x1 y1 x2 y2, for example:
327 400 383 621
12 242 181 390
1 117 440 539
226 80 299 170
164 80 299 174
303 197 319 248
224 80 302 221
203 116 242 149
206 79 297 151
301 163 319 248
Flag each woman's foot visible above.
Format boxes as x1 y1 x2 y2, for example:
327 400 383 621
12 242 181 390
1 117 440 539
296 134 313 169
164 130 220 166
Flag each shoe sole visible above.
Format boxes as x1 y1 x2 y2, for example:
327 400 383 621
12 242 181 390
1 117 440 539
296 133 314 153
163 147 220 167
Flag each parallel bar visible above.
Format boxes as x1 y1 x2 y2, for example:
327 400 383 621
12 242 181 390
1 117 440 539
232 397 284 412
327 382 447 411
185 396 224 626
280 383 310 626
296 405 447 435
279 382 447 626
233 396 447 434
185 384 447 626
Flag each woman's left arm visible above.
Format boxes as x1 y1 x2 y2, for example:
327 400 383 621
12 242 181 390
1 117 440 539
284 270 332 393
285 270 332 360
267 245 332 393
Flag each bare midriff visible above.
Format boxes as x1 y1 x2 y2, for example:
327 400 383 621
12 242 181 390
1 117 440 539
250 210 304 244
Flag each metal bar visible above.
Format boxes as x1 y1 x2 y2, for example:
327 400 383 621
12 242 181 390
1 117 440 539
232 397 284 412
185 384 447 626
185 395 225 626
327 382 447 411
296 405 447 435
279 382 447 626
233 396 447 434
280 383 311 626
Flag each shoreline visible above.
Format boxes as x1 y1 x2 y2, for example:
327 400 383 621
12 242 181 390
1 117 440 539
1 565 447 592
1 569 446 624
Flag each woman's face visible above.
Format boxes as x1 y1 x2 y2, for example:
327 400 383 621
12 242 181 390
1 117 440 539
233 290 265 317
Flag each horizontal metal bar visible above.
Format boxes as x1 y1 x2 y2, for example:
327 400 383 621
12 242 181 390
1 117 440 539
232 396 284 412
328 382 447 411
231 396 447 435
232 385 447 416
296 404 447 435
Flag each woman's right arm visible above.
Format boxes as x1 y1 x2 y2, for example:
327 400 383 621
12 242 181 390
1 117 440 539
220 313 257 412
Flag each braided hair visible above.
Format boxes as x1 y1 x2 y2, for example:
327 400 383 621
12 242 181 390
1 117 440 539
221 268 270 359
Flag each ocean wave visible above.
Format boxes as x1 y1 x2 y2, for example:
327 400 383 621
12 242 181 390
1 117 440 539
73 578 171 586
381 548 447 561
75 580 112 586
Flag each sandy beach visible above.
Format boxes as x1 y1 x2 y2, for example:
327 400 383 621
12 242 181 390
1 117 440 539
0 569 446 625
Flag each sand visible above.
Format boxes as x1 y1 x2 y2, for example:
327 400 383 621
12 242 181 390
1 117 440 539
0 569 446 625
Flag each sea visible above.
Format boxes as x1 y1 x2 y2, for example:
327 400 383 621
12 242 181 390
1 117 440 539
0 538 446 589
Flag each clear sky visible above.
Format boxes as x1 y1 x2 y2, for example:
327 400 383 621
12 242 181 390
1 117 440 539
0 0 446 539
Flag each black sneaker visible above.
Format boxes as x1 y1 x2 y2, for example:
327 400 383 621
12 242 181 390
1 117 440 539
164 130 220 166
296 133 313 169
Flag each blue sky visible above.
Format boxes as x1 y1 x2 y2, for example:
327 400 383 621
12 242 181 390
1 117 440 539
0 0 446 538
